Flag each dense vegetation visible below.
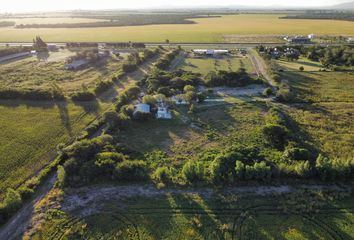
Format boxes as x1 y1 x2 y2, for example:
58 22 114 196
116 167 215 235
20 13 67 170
0 21 15 27
14 14 219 28
281 10 354 21
204 68 263 87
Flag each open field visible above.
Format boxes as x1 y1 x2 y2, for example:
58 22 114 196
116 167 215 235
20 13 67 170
0 50 123 95
178 55 255 75
1 17 107 25
277 57 324 72
27 187 354 239
0 14 354 42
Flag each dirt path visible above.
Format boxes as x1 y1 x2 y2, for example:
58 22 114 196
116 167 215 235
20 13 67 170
248 50 276 88
61 184 351 218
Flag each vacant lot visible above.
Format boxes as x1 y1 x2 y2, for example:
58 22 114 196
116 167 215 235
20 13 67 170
277 57 324 72
1 14 354 42
0 51 122 95
178 55 255 75
27 188 354 239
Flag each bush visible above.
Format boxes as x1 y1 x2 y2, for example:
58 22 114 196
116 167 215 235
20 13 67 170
283 147 311 161
71 91 96 101
3 189 22 215
153 167 172 183
94 80 113 95
262 124 288 149
114 160 148 181
182 161 205 183
209 156 232 184
263 87 273 97
299 66 305 71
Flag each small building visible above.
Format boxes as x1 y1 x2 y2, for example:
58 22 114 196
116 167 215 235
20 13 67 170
287 36 311 44
171 95 189 105
156 105 172 119
308 34 315 39
0 52 31 63
47 44 58 51
134 103 151 114
193 49 229 56
64 59 89 70
347 38 354 44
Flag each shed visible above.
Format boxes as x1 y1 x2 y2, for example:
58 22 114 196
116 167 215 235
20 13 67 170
134 103 151 114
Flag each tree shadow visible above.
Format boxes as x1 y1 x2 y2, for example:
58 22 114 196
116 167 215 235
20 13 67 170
72 99 101 116
55 101 73 136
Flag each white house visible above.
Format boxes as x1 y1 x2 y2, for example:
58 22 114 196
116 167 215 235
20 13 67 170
156 105 172 119
134 103 150 114
193 49 229 56
171 95 189 105
347 38 354 44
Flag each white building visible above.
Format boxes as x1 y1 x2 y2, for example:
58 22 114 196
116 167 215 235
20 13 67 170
193 49 229 56
134 103 150 114
347 38 354 44
171 95 189 105
156 106 172 119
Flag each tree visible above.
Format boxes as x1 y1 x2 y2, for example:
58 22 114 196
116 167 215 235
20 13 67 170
262 124 288 149
182 161 204 183
235 161 245 180
3 189 22 215
263 87 273 97
142 95 157 105
299 66 304 71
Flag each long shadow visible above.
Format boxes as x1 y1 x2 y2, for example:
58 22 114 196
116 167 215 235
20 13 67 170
0 99 56 110
72 98 101 116
55 101 73 136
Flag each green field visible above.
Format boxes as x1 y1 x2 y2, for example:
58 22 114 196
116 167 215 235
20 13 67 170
2 17 107 25
179 55 255 75
1 14 354 42
28 189 354 239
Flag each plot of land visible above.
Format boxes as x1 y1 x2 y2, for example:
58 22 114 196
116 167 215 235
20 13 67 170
1 17 108 25
277 57 324 72
178 55 255 75
1 14 354 42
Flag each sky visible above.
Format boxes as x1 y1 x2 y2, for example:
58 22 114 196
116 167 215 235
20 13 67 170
0 0 350 12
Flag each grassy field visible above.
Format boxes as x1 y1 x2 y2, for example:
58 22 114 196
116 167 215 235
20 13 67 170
28 189 354 239
0 14 354 42
0 50 123 95
179 55 255 75
277 57 324 72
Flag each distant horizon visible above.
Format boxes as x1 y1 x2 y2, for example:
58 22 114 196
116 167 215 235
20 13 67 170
0 0 353 13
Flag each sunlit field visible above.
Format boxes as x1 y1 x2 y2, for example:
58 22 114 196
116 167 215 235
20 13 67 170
1 14 354 42
2 17 107 25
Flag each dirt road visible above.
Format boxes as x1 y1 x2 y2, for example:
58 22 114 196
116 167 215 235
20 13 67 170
248 49 277 88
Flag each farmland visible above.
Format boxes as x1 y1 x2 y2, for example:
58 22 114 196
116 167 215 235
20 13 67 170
0 14 354 42
1 17 108 25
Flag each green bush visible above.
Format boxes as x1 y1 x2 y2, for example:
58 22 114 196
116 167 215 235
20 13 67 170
114 160 149 181
182 161 205 183
153 167 172 183
2 189 22 215
283 147 311 161
262 124 288 149
71 91 96 101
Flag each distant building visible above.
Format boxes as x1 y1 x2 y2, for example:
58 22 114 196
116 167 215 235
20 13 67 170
47 44 58 51
0 52 31 63
287 36 311 44
193 49 229 56
308 34 315 39
134 103 151 114
64 59 89 70
347 38 354 44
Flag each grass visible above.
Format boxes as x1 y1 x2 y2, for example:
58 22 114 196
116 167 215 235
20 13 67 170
1 14 354 42
277 57 324 72
2 17 108 25
0 51 123 95
179 55 255 75
29 191 354 239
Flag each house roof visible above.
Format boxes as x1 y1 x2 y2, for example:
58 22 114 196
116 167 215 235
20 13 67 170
135 103 150 113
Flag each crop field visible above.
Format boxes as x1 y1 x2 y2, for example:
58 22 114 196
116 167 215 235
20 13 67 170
178 55 256 75
0 51 123 94
28 189 354 239
0 100 103 195
1 14 354 42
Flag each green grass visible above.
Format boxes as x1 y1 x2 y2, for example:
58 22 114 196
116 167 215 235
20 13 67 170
277 57 324 72
179 55 255 75
1 14 354 42
29 191 354 239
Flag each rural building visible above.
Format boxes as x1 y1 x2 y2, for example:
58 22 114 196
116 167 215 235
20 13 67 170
0 52 31 63
64 59 89 70
134 103 151 114
171 95 189 105
156 105 172 119
47 44 58 51
287 36 312 44
347 38 354 44
193 49 229 56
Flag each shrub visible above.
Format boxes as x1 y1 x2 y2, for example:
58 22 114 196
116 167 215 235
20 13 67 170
262 124 288 149
3 189 22 215
295 161 312 178
114 160 148 181
94 80 113 95
71 91 96 101
209 156 232 184
263 87 273 97
299 66 305 71
17 185 34 200
153 167 172 183
235 161 245 180
283 147 311 161
182 161 205 183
